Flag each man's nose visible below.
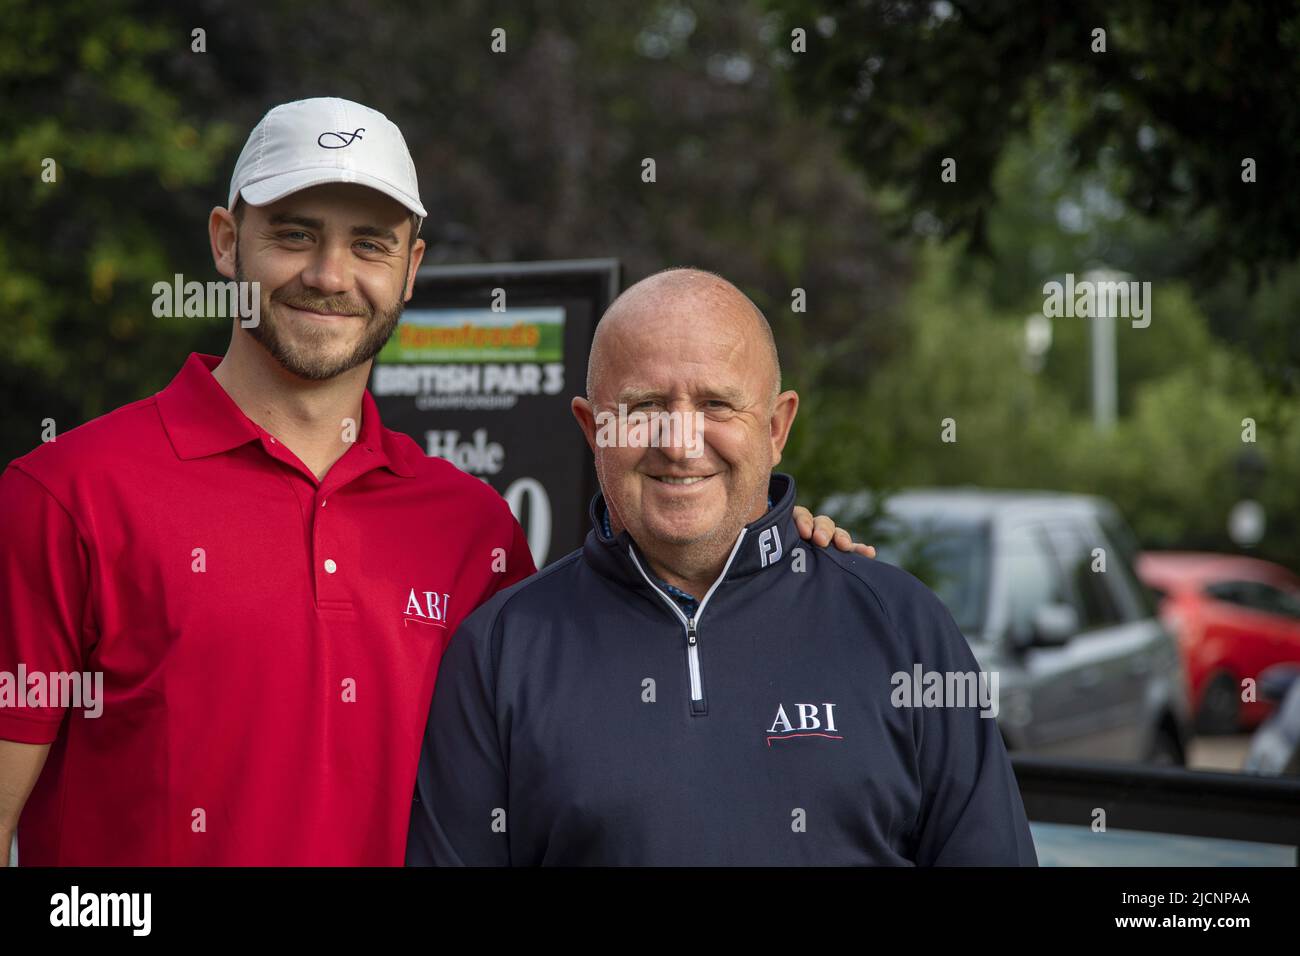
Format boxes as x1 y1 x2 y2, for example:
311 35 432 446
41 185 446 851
657 431 692 463
654 405 706 462
300 242 354 296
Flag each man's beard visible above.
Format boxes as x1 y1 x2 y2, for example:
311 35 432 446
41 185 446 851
235 252 405 382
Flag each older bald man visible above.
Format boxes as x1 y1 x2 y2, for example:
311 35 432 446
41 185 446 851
406 268 1037 866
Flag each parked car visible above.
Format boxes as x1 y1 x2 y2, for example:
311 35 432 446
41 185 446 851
1137 551 1300 734
821 488 1191 764
1243 664 1300 776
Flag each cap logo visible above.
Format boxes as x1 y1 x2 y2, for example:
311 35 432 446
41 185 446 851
317 127 366 149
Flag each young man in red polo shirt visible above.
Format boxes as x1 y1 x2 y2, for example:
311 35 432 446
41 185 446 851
0 97 869 866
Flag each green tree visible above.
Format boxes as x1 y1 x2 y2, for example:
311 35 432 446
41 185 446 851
0 0 237 457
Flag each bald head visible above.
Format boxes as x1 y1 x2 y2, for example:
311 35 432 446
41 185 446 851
586 268 781 405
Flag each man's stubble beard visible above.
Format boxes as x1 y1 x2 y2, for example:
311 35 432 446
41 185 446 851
234 243 407 382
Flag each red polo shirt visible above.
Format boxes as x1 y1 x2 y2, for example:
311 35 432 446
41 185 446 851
0 353 535 865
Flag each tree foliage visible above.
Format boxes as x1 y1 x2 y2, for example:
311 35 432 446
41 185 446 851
765 0 1300 277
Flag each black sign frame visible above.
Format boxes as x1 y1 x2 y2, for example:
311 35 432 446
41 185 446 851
371 258 621 567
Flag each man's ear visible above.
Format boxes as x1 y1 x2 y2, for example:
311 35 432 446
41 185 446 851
769 390 799 467
571 396 600 453
403 237 426 302
210 207 238 280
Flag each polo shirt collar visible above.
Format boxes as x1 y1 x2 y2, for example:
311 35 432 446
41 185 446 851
156 353 415 478
156 353 259 460
362 389 417 478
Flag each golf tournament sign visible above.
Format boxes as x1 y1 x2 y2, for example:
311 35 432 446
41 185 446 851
371 260 619 567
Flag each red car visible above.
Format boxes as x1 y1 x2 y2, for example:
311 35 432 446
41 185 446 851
1138 552 1300 733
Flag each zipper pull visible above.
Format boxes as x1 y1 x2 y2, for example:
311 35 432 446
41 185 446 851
687 618 698 645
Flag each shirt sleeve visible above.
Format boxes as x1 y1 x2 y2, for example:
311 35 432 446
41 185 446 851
406 600 511 866
0 465 93 744
897 582 1039 866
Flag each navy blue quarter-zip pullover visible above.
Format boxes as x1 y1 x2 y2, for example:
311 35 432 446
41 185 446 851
407 473 1038 866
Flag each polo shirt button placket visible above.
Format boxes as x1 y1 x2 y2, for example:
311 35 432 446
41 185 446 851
313 485 351 606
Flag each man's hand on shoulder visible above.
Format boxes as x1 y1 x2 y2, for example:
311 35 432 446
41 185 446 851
792 506 876 558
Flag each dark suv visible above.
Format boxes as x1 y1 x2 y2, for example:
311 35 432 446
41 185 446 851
821 488 1191 764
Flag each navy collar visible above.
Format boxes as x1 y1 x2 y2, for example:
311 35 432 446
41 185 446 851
597 493 774 615
583 473 801 603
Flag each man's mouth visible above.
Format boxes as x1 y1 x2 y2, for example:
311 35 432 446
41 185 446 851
649 474 714 485
281 302 366 320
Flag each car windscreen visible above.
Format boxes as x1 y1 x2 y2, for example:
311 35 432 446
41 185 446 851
872 516 991 635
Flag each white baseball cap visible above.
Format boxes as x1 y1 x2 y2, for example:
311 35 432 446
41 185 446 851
227 97 427 221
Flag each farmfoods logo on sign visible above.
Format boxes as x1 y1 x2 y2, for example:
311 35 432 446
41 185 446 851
373 306 567 412
378 307 564 363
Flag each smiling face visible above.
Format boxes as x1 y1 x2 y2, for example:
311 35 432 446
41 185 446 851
221 182 423 381
574 270 798 566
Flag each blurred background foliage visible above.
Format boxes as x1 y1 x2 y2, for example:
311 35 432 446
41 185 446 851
1 0 1297 568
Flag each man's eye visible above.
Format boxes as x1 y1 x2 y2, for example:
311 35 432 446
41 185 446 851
356 240 384 252
280 231 311 242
